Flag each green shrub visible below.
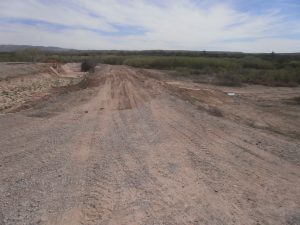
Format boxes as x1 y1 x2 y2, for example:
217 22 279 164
1 50 299 87
240 56 274 69
100 56 126 65
216 72 243 87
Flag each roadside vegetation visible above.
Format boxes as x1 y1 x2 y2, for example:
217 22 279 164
81 59 96 72
1 50 299 86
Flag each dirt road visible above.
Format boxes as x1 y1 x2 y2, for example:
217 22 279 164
0 65 299 225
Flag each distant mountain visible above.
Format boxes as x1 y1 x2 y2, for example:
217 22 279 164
0 45 74 53
0 45 299 55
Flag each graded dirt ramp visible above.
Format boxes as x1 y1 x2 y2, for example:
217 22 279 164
0 65 299 225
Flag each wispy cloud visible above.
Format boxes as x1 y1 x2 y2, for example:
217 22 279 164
0 0 299 52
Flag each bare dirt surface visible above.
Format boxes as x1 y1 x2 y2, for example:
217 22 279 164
0 64 299 225
0 63 84 113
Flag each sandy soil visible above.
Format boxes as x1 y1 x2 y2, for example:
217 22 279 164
0 63 84 113
0 64 299 225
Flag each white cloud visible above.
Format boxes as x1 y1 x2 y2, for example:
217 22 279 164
0 0 299 52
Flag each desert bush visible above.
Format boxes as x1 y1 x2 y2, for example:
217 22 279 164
216 72 243 87
207 106 224 117
100 56 126 65
1 50 299 87
16 48 41 62
81 60 96 72
239 56 274 69
286 61 300 68
121 56 240 71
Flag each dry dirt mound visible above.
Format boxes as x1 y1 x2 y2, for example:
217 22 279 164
0 63 84 113
163 79 300 139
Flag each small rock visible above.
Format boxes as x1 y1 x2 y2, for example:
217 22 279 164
84 110 88 113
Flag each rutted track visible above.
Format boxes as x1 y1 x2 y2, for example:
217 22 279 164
0 65 299 225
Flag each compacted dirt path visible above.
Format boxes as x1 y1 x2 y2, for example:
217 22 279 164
0 65 299 225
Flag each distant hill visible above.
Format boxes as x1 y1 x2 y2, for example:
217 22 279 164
0 45 73 53
0 45 299 55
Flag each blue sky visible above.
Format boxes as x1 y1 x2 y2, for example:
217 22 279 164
0 0 299 52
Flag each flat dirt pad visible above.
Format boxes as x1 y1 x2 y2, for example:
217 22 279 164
0 65 299 225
